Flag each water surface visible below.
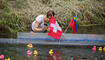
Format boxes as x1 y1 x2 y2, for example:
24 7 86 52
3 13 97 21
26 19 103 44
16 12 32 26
0 44 105 60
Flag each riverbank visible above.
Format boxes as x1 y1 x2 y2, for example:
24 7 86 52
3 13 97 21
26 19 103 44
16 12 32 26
0 25 105 38
0 0 105 34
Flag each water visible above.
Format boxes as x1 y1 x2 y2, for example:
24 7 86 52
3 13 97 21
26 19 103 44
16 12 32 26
0 44 105 60
0 25 105 60
67 25 105 34
0 25 105 38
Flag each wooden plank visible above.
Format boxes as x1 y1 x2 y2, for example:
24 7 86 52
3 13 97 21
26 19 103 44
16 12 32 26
0 38 105 46
0 32 105 46
17 32 105 42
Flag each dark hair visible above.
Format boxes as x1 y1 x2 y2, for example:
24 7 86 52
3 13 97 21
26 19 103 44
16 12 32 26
46 10 55 18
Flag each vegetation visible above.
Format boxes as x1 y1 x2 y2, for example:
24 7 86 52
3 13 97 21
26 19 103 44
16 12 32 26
0 0 105 33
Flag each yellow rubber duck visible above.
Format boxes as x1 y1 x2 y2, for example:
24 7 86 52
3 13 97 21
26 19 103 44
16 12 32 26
103 47 105 52
33 50 38 56
99 47 102 51
49 49 53 56
27 43 33 48
8 58 10 60
5 59 7 60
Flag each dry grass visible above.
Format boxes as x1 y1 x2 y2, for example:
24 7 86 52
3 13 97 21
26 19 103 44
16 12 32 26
0 0 105 32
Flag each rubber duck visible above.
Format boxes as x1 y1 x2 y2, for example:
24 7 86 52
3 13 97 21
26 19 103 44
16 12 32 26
103 47 105 52
92 46 96 51
5 59 7 60
8 58 10 60
0 54 4 60
98 47 102 53
92 46 96 53
99 47 102 51
33 50 38 56
5 58 10 60
27 43 33 48
49 49 53 56
27 50 32 58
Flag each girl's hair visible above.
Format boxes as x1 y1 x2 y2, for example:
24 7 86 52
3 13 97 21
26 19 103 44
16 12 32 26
46 10 55 18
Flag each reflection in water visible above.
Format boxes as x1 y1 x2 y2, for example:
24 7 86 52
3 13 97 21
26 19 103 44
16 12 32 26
47 54 61 60
33 50 38 60
47 50 62 60
27 50 32 58
33 56 38 60
0 44 105 60
54 50 63 55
